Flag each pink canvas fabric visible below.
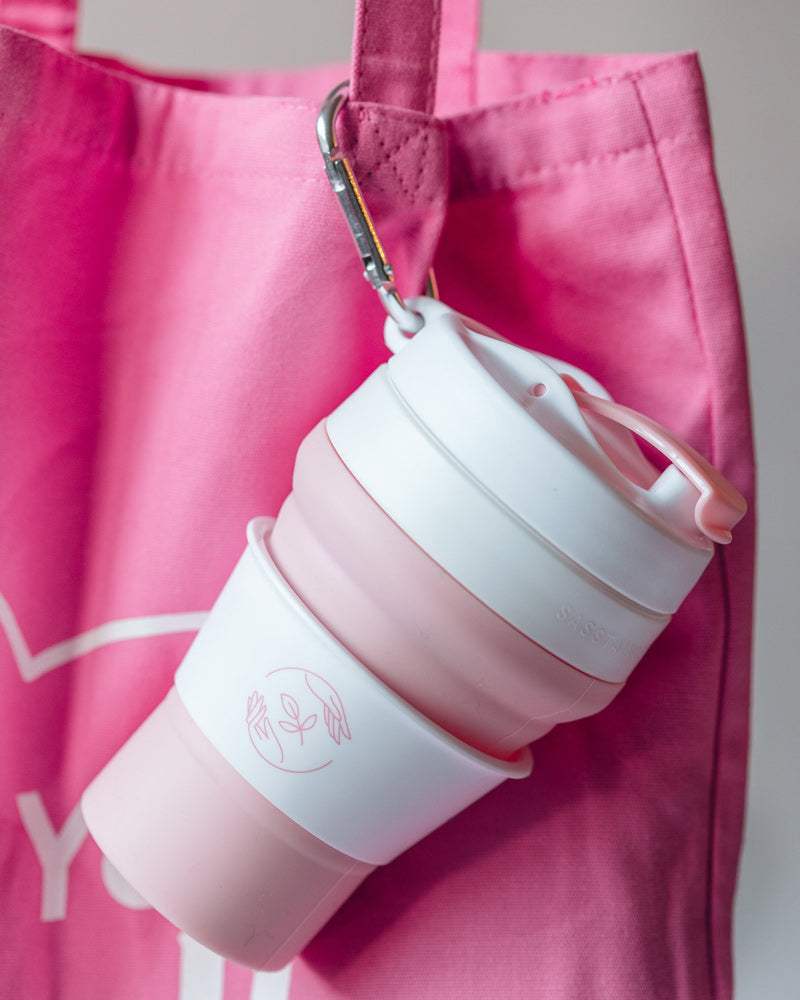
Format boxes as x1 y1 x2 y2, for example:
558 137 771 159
0 1 755 998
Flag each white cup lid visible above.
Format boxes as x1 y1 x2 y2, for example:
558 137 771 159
334 297 743 620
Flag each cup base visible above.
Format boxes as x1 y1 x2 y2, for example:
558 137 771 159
82 687 374 970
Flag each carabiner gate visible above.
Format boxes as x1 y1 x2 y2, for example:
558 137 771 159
316 81 425 335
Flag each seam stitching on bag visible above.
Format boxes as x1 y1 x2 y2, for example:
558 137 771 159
631 74 721 1000
706 547 733 1000
42 129 696 181
487 51 696 68
355 0 369 104
426 0 442 115
0 133 336 177
512 133 698 185
452 52 700 126
2 123 695 183
448 131 705 199
416 127 430 200
0 98 439 179
0 31 324 110
360 120 433 203
629 85 713 453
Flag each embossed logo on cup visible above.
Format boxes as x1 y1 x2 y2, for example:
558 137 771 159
246 667 351 773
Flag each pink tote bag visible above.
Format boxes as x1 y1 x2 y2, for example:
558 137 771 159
0 1 755 998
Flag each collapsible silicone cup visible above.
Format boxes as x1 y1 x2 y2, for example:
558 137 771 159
83 297 746 971
82 519 531 970
269 421 624 756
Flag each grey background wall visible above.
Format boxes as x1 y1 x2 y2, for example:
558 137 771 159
77 2 800 996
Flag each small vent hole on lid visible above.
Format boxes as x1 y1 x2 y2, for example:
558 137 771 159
526 382 547 398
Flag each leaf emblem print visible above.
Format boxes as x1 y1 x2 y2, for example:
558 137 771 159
246 669 349 773
278 692 317 746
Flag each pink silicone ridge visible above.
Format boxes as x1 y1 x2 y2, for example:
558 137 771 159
268 420 623 758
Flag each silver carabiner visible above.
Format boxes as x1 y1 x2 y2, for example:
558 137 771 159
316 81 425 335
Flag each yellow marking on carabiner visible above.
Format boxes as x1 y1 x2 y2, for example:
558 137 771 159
317 80 434 334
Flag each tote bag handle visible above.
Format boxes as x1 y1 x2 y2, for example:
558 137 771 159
0 0 480 113
351 0 481 113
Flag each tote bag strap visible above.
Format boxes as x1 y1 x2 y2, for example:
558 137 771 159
0 0 478 110
350 0 481 113
0 0 76 48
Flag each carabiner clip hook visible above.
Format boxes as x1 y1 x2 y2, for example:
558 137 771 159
316 81 425 335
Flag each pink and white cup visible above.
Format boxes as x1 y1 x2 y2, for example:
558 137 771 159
82 297 746 970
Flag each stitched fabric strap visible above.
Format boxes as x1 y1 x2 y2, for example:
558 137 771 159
0 0 76 48
350 0 481 113
438 0 481 112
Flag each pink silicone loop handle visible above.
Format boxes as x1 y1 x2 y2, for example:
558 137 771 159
571 389 747 545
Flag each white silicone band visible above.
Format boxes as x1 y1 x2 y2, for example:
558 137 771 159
326 369 669 683
175 519 532 866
